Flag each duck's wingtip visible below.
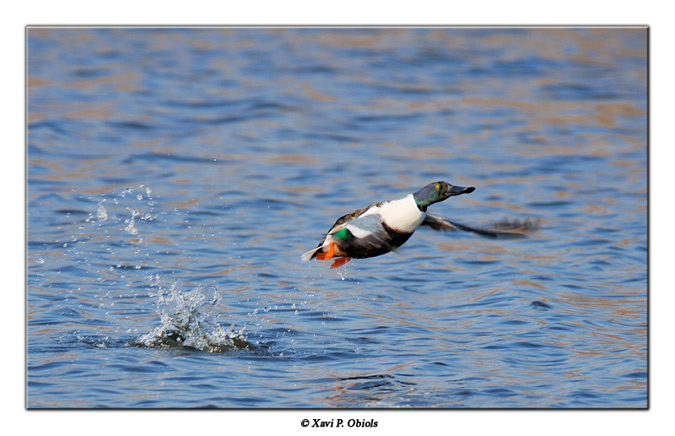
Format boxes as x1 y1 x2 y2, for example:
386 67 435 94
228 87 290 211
493 217 542 234
480 217 542 238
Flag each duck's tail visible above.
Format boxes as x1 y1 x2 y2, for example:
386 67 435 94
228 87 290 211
300 246 322 261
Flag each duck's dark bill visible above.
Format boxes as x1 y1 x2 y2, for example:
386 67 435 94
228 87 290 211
450 185 475 196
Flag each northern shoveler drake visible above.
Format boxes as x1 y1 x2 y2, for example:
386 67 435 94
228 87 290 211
301 181 537 268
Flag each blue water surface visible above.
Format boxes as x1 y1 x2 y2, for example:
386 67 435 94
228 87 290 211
26 27 647 408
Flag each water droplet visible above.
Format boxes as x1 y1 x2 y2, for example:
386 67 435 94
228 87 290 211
97 204 108 221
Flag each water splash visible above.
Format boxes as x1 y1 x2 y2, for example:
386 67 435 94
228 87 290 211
73 186 251 352
133 284 251 352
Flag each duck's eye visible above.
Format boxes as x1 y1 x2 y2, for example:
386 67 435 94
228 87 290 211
435 184 440 189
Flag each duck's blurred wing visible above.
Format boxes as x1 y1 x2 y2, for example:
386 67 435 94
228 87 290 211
422 214 540 239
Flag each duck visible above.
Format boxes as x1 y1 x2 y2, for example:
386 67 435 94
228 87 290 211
301 181 538 268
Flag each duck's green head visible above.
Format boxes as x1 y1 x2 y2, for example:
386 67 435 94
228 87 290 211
413 181 475 210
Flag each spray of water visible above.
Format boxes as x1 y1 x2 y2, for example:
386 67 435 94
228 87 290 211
133 283 251 352
76 184 251 352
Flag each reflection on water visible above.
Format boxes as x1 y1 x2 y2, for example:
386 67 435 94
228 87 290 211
27 27 646 408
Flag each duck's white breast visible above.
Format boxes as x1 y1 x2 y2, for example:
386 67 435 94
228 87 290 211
362 194 425 233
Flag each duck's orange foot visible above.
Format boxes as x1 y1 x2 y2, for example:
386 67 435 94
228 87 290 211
316 242 335 260
330 257 351 268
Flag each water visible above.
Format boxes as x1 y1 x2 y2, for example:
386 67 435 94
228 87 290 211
26 27 647 408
